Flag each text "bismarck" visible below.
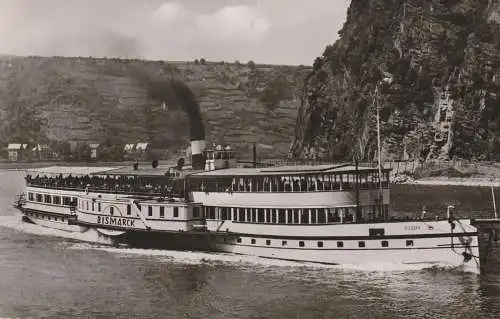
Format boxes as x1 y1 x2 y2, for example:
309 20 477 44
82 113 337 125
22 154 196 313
97 216 136 227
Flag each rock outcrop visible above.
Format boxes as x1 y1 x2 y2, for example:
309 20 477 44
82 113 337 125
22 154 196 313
290 0 500 161
0 56 309 159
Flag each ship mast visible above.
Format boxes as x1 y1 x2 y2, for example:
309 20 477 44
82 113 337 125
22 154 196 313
376 85 383 194
375 74 393 219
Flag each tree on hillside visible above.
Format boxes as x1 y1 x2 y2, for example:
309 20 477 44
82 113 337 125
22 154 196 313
200 58 206 65
99 144 124 161
259 76 293 110
51 141 71 160
73 142 91 161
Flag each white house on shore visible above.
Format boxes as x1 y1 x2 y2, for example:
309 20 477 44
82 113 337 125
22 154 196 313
89 143 100 159
7 143 27 161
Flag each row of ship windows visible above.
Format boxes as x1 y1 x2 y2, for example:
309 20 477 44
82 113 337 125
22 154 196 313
234 238 415 248
27 192 77 206
204 206 389 224
190 171 390 193
79 200 201 219
25 212 65 222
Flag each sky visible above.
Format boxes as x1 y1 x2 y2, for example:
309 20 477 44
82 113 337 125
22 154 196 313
0 0 350 65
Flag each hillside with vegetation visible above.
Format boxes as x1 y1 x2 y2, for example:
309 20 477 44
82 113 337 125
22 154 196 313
290 0 500 162
0 55 310 160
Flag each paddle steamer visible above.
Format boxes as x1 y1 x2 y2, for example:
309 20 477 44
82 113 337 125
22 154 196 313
15 143 481 273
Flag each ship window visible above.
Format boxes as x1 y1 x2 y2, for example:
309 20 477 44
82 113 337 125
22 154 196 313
48 216 51 220
337 241 344 248
53 196 61 205
193 207 199 218
91 201 94 211
300 209 309 224
257 208 265 223
317 209 326 224
406 240 414 247
98 202 101 212
238 208 245 222
110 207 114 215
63 196 71 206
271 209 277 223
317 241 323 248
44 194 51 204
237 237 242 243
358 241 365 248
62 218 65 222
148 206 153 217
369 228 385 236
282 240 287 246
278 209 286 224
160 207 165 218
173 207 179 217
299 241 305 247
28 192 34 201
127 204 131 215
251 238 256 244
36 194 42 202
266 240 271 246
381 241 389 247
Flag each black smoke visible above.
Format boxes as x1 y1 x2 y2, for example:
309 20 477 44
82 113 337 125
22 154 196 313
131 70 205 141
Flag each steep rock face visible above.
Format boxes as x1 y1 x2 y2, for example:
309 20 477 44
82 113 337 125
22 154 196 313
0 56 309 158
290 0 500 161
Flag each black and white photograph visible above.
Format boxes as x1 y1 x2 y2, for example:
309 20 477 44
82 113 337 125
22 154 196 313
1 0 500 318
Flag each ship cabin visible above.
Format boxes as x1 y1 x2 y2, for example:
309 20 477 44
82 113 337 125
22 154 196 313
203 145 238 171
188 164 392 228
76 195 205 232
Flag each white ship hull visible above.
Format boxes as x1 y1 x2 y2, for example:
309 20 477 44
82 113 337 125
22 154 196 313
213 235 480 273
209 219 481 273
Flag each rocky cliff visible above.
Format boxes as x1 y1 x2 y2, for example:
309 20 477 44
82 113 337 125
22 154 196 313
0 56 309 159
290 0 500 161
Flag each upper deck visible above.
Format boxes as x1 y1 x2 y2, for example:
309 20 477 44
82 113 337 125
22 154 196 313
191 164 388 177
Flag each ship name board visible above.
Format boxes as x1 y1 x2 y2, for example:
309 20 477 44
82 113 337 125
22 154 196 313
404 225 420 231
97 216 136 227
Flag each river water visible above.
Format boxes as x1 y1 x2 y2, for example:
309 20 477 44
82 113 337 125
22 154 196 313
1 169 500 319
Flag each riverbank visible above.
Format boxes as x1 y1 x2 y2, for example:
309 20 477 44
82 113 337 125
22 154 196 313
403 177 500 187
0 160 179 171
392 161 500 187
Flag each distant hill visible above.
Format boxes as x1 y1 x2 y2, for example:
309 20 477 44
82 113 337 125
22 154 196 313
0 55 310 159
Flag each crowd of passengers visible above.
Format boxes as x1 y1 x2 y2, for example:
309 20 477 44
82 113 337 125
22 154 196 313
194 174 390 193
25 174 183 196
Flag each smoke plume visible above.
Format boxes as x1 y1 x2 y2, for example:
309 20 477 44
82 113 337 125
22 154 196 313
131 71 205 141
